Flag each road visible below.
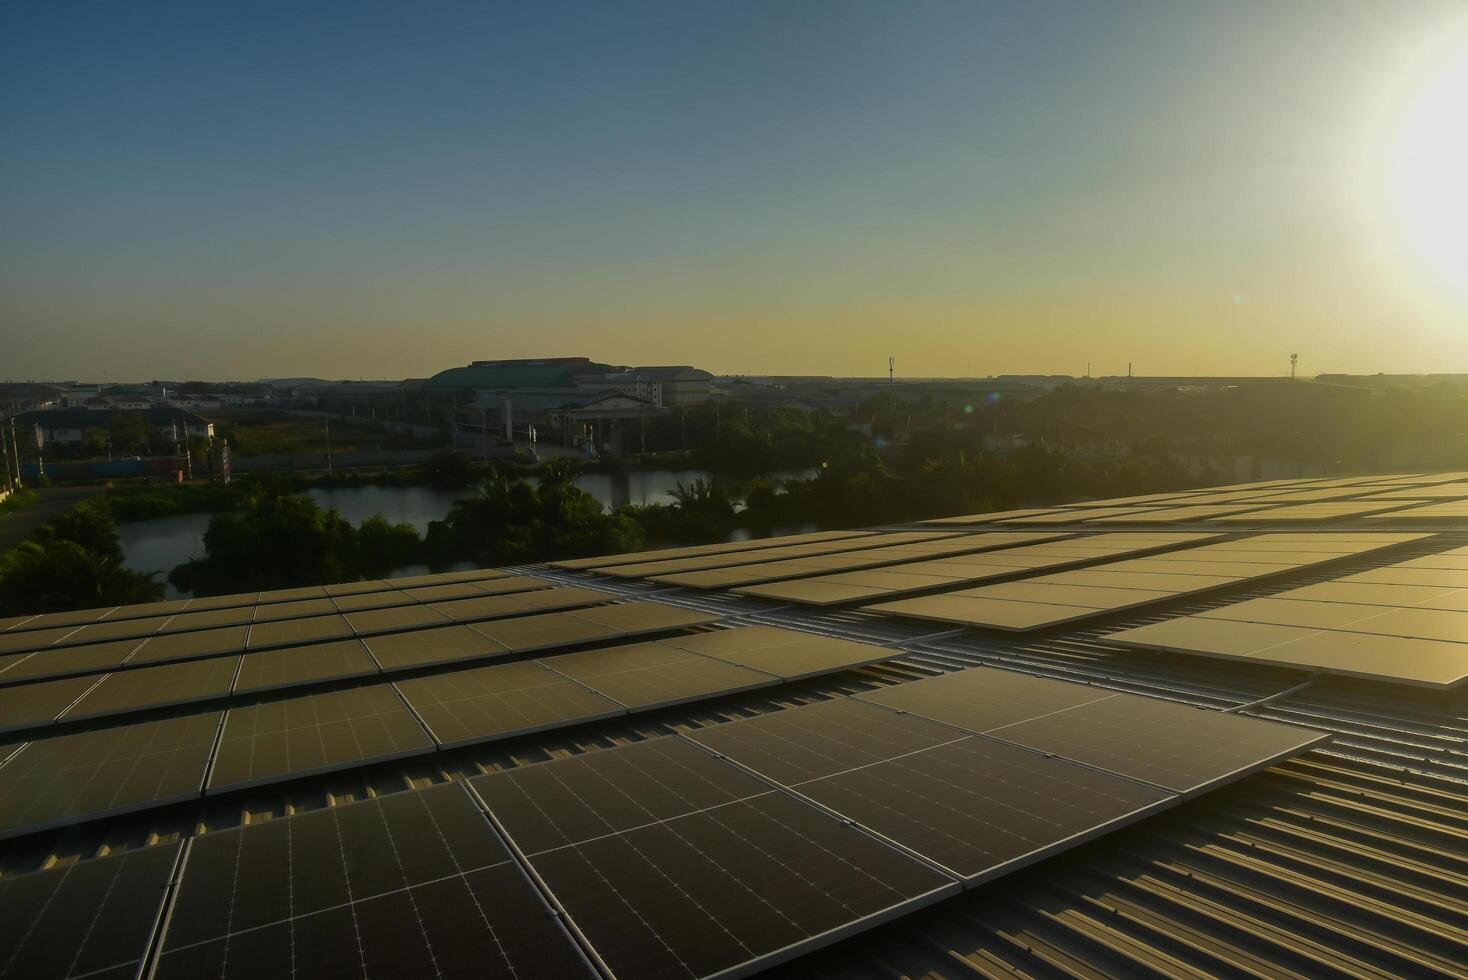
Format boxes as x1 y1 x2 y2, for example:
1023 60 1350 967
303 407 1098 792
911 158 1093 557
0 485 98 554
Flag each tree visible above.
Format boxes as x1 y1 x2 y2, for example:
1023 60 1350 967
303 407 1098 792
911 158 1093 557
0 500 162 614
171 492 361 595
81 427 108 457
109 411 152 454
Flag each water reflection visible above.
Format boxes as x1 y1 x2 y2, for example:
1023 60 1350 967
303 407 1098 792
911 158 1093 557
116 469 814 598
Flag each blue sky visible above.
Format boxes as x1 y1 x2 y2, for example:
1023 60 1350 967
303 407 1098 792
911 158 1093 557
3 1 1466 380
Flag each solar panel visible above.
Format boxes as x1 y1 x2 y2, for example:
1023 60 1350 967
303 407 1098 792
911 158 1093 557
245 613 355 649
987 694 1330 796
0 639 143 686
551 527 872 569
207 683 433 793
233 639 380 694
1210 500 1424 521
401 581 492 601
342 603 450 635
180 592 259 611
1088 503 1278 523
0 842 180 980
0 614 37 631
249 597 338 622
735 533 1214 606
1000 506 1175 524
1374 500 1468 519
470 602 719 655
362 624 507 672
857 665 1116 731
645 531 1067 590
153 782 594 980
438 566 513 581
0 710 222 839
6 606 116 632
685 698 1174 886
427 585 613 623
49 615 172 648
394 660 624 747
470 737 956 979
61 655 241 722
329 587 417 612
129 625 250 666
1104 551 1468 689
546 640 778 709
256 585 330 602
323 578 392 596
98 597 192 621
919 507 1066 525
866 533 1428 631
159 606 255 633
0 673 99 735
599 530 958 579
664 625 896 680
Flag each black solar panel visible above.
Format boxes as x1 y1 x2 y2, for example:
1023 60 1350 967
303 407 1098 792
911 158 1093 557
0 710 222 840
856 667 1331 797
471 737 956 979
153 782 593 980
393 660 623 748
686 698 1175 885
206 683 433 794
0 639 142 686
0 842 180 980
0 674 100 734
989 694 1331 796
61 655 241 722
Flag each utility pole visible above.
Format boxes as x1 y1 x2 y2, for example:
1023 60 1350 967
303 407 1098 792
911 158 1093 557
888 356 894 384
0 417 11 493
9 418 21 489
324 415 333 476
1290 353 1298 380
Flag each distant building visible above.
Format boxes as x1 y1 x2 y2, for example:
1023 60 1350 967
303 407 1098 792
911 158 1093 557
603 366 712 407
23 407 215 447
424 357 618 391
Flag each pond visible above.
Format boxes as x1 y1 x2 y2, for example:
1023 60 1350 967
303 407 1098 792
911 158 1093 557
117 469 815 597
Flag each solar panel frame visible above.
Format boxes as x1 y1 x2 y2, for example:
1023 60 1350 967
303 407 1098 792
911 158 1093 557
684 699 1178 887
0 638 144 686
205 682 435 794
984 694 1332 797
0 841 182 980
393 659 626 748
232 638 381 695
734 532 1217 606
59 655 242 723
468 736 959 979
0 673 102 735
152 781 597 980
0 709 224 840
543 641 780 710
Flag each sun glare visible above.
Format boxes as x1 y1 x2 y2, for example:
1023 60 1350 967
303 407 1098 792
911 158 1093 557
1385 30 1468 300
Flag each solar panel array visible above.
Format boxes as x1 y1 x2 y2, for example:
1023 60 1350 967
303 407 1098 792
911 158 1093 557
1106 543 1468 687
0 566 522 637
470 735 959 978
0 616 910 839
462 667 1323 977
550 527 873 569
589 529 962 579
864 532 1427 631
643 530 1065 589
734 531 1214 606
153 782 596 979
9 471 1466 980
